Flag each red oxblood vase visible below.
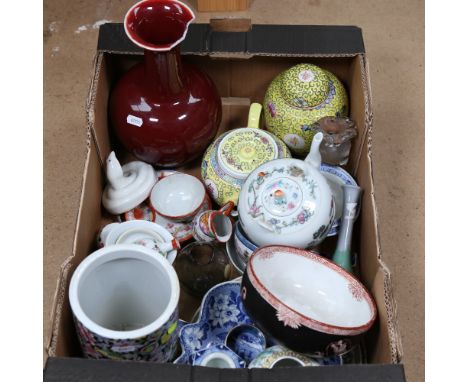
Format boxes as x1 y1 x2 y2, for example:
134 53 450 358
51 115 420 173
109 0 222 167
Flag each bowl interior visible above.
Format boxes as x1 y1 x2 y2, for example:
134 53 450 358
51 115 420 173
251 248 374 328
77 250 173 332
151 174 205 217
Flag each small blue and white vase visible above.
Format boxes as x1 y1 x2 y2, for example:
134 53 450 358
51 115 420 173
192 344 246 368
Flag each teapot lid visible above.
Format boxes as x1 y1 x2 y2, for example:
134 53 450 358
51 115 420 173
280 63 330 108
218 128 279 179
102 152 157 214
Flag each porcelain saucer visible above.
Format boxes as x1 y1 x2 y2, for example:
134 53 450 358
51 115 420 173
320 164 358 236
226 234 248 274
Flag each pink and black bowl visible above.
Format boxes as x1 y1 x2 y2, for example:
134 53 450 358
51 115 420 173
241 246 377 353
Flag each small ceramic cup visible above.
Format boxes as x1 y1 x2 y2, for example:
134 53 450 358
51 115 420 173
150 173 207 221
192 202 234 243
192 344 246 368
225 324 267 364
69 244 180 362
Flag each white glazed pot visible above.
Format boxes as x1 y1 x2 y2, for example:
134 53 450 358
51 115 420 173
238 133 335 248
69 244 180 362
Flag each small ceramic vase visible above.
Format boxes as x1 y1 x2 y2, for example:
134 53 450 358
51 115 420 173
201 103 291 206
109 0 221 167
102 152 157 215
238 132 335 248
192 202 234 243
263 63 348 156
173 242 232 297
248 345 319 368
312 116 357 165
192 344 246 368
225 324 266 364
319 164 358 236
332 184 362 273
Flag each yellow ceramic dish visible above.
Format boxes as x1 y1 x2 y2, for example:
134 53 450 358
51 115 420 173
201 103 291 206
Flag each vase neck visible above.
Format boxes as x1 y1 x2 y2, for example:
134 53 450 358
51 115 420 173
144 47 186 96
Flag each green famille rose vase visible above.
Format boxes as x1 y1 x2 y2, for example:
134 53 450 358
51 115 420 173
263 63 349 156
201 103 291 207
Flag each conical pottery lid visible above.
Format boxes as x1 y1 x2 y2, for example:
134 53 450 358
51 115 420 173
280 63 330 108
217 128 279 179
102 152 157 214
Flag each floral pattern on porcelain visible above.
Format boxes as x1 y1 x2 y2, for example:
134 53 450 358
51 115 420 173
202 130 291 206
225 325 266 364
74 309 179 362
153 195 211 243
264 64 348 156
246 165 318 234
248 345 318 368
219 129 277 175
176 281 253 363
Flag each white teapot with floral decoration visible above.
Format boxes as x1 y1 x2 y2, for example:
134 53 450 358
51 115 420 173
238 132 335 248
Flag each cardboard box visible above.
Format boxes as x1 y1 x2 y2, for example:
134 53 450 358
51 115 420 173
44 23 406 381
197 0 250 12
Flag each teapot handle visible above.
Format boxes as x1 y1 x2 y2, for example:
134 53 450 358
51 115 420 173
219 201 235 216
247 103 262 128
304 132 324 169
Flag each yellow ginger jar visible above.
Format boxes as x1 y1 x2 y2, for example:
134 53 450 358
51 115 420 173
201 103 291 206
263 63 348 156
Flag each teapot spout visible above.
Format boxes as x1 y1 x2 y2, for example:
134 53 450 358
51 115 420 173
304 132 324 169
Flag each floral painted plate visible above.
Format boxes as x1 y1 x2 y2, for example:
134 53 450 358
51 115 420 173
319 164 358 236
174 279 252 364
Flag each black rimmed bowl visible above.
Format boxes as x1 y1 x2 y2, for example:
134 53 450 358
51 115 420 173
241 246 377 353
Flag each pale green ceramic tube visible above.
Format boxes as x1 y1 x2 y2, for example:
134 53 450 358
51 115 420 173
332 184 362 273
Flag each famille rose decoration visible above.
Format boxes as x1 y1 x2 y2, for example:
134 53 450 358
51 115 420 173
102 152 157 215
237 133 335 248
192 202 235 243
69 245 180 362
263 63 348 156
201 103 291 206
109 0 221 167
241 246 377 353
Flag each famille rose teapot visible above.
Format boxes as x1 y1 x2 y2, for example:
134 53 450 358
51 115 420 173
263 63 348 156
238 132 335 248
201 103 291 206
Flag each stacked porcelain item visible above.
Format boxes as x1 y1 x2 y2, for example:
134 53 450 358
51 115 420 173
67 0 375 370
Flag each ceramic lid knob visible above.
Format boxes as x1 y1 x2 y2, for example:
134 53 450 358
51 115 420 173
102 151 157 214
279 63 330 108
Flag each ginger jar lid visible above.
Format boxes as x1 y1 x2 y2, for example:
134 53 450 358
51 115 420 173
217 128 279 179
102 152 157 215
280 63 330 108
